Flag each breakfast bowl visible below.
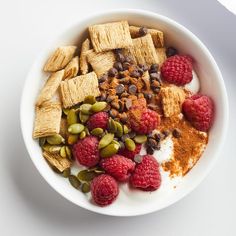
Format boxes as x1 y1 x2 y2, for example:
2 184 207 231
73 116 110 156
20 9 228 216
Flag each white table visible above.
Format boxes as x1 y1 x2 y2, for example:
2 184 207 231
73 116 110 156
0 0 235 235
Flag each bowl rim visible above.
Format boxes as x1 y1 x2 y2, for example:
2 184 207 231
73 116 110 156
20 8 229 217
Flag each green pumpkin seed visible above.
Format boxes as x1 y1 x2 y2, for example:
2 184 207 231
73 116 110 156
39 137 46 147
123 125 130 135
84 95 96 105
62 108 70 115
77 170 97 181
134 135 147 144
100 143 119 158
65 146 72 160
68 123 85 134
42 144 62 153
84 127 90 136
62 168 71 178
115 121 123 138
67 134 79 145
88 167 105 174
79 112 89 123
91 128 104 136
81 182 91 193
68 175 81 189
79 131 86 139
99 133 114 149
60 146 67 158
51 166 62 174
47 134 65 145
80 103 92 115
67 109 77 125
112 139 120 146
108 118 117 133
125 138 136 151
91 102 107 113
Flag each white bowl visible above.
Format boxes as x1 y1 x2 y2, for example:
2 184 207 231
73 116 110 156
20 9 228 216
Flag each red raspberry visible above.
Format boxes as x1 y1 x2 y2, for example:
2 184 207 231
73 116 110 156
182 94 214 131
91 174 119 206
119 144 142 160
100 155 135 182
130 155 161 191
161 55 193 85
72 136 99 167
129 108 160 134
87 112 108 131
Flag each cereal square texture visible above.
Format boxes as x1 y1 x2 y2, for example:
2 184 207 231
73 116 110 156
86 50 115 78
80 38 91 75
127 34 159 66
161 86 186 117
60 71 100 108
89 21 133 52
33 102 62 138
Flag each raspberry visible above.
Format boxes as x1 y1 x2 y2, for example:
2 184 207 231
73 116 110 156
72 136 99 167
87 112 108 131
182 94 214 131
119 144 142 160
100 155 135 182
91 174 119 206
130 155 161 191
161 55 193 85
129 108 160 134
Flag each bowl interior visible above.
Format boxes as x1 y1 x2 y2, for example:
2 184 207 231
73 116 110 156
21 10 228 216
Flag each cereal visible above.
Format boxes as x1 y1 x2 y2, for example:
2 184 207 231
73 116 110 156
63 56 79 80
80 38 91 75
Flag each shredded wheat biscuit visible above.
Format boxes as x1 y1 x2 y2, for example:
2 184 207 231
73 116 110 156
36 70 64 106
161 86 186 117
127 34 159 66
156 48 167 66
33 102 62 138
89 21 132 52
60 72 100 108
60 117 69 139
44 46 77 72
86 50 115 78
63 56 79 80
129 26 164 48
43 151 71 172
80 38 91 75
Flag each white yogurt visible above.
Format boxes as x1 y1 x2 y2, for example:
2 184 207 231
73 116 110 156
184 70 200 94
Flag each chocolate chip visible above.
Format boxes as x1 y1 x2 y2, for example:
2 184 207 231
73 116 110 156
148 138 158 149
125 98 132 110
120 112 128 123
116 84 125 94
108 68 118 77
130 70 140 78
153 87 161 94
114 62 123 71
121 134 130 142
166 47 178 57
124 56 133 63
100 92 107 101
146 146 154 155
116 52 125 63
106 95 116 103
119 141 125 150
149 64 159 73
109 109 118 118
114 48 122 54
123 62 130 70
147 104 158 111
111 100 120 110
128 131 136 139
128 84 137 94
172 128 181 138
151 80 160 89
139 26 148 36
150 72 159 81
99 74 108 83
138 64 149 72
119 77 130 84
118 100 124 112
162 130 170 139
154 133 161 142
144 92 153 100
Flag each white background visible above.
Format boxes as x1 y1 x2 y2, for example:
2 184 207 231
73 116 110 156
0 0 235 235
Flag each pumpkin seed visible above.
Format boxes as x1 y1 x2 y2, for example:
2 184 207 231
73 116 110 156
88 167 105 174
51 166 62 174
99 133 114 149
81 182 91 193
68 175 81 189
77 170 97 181
67 109 77 125
108 118 117 133
134 135 147 144
68 123 84 134
42 144 62 153
100 143 119 158
39 137 46 147
91 102 107 113
65 146 72 160
68 134 79 145
91 128 104 136
80 103 92 115
62 108 70 115
84 95 96 105
62 168 71 178
115 121 123 138
47 134 65 145
123 125 130 134
79 131 86 139
79 111 89 123
134 154 143 163
60 146 67 158
125 138 136 151
112 139 120 147
84 127 90 136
